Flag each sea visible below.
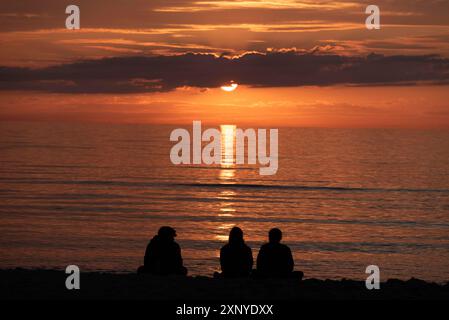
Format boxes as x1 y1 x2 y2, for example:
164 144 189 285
1 121 449 282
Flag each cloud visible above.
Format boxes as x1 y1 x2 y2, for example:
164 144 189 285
2 0 449 67
1 51 449 93
1 0 448 32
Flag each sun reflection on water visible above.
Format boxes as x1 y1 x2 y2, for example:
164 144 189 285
220 124 236 168
214 125 239 242
215 222 235 241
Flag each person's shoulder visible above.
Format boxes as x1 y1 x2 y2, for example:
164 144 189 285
147 236 158 246
280 243 292 252
259 243 270 250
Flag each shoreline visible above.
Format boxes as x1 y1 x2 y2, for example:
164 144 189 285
1 269 448 300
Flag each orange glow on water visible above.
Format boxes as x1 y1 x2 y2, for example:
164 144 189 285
220 125 236 167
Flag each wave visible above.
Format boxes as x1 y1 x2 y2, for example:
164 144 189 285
1 177 449 194
178 183 449 193
2 205 449 229
180 239 449 254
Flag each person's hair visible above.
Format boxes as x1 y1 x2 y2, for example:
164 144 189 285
269 228 282 243
228 226 244 245
158 226 177 239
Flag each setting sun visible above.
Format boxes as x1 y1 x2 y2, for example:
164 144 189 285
220 82 238 92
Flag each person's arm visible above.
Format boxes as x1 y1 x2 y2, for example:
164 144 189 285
286 247 294 273
144 242 152 267
174 243 184 267
220 247 226 272
248 246 254 272
256 246 264 271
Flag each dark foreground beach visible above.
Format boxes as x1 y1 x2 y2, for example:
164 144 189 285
1 269 448 300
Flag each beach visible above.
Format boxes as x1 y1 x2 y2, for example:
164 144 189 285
1 269 448 300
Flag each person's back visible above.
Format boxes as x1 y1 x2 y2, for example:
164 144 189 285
257 242 293 277
139 226 187 275
256 228 296 278
219 227 253 278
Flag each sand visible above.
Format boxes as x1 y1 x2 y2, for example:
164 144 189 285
1 269 448 300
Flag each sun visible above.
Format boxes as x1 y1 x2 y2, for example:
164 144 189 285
221 81 238 92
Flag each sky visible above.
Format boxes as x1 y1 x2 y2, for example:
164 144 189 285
0 0 449 128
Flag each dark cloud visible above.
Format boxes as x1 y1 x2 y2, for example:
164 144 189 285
1 51 449 93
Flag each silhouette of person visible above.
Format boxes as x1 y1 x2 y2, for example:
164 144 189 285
256 228 303 279
218 227 253 278
137 226 187 276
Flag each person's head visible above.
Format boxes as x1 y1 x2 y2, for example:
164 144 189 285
268 228 282 243
158 226 177 241
228 226 244 245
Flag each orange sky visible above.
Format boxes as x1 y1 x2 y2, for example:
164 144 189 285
1 85 448 128
0 0 448 128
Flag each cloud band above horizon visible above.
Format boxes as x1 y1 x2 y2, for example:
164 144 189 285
1 51 449 93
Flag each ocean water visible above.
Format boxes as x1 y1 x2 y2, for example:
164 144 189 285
1 121 449 282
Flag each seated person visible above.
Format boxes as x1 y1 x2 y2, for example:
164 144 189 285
137 226 187 276
255 228 303 280
217 227 253 278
